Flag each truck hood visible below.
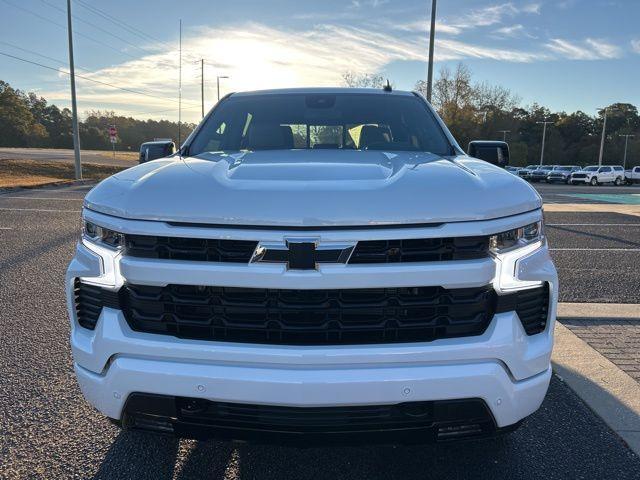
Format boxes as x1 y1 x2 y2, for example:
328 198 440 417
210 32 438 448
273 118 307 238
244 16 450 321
84 150 541 227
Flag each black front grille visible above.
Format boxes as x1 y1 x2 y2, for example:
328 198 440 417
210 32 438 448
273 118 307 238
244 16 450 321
349 237 489 263
496 284 549 335
571 173 586 179
123 234 490 264
73 279 119 329
125 235 258 262
119 283 496 345
123 393 501 443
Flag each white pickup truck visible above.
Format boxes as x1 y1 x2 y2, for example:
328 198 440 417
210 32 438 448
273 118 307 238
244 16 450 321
66 87 557 445
626 166 640 185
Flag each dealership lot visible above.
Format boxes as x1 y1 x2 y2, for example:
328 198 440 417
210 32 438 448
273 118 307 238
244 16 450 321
1 184 639 479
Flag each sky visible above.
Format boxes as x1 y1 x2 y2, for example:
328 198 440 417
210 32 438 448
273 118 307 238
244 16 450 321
1 0 639 123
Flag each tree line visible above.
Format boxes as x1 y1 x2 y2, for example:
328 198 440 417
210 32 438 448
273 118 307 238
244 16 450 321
0 80 195 151
345 65 640 168
2 69 639 168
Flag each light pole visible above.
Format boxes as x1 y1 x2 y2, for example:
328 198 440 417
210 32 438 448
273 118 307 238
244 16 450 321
66 0 82 179
619 134 635 170
536 121 553 166
426 0 437 103
597 106 619 166
200 59 204 118
217 75 229 102
498 130 511 142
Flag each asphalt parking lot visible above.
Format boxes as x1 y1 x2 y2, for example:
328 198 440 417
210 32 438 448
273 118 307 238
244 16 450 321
1 183 639 479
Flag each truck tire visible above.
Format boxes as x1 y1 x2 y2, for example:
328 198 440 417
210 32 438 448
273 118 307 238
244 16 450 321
614 177 622 186
590 177 598 186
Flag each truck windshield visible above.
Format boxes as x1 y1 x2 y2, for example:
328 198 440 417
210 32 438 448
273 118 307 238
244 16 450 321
187 93 452 155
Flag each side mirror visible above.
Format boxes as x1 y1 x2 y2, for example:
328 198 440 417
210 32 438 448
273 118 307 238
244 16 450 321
139 141 176 164
468 141 510 167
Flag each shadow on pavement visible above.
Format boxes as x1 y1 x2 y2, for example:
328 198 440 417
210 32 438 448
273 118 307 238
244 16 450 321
89 377 640 480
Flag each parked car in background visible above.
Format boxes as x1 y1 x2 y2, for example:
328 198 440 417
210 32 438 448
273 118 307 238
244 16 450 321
569 165 624 186
505 166 520 174
625 166 640 184
528 165 556 182
139 140 176 163
518 165 539 180
546 166 581 184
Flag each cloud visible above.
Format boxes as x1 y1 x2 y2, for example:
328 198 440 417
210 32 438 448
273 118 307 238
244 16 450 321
349 0 389 8
493 24 526 38
631 39 640 54
546 38 623 60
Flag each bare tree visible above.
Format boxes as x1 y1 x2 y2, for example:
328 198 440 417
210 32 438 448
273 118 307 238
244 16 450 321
342 71 386 89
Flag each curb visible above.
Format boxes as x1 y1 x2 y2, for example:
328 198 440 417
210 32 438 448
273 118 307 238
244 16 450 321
544 203 640 216
0 179 95 195
553 312 640 457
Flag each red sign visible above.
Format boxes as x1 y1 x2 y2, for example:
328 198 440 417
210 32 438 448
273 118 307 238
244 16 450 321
108 126 117 137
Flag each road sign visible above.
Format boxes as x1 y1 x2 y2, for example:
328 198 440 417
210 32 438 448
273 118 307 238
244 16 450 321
108 125 117 143
110 136 117 144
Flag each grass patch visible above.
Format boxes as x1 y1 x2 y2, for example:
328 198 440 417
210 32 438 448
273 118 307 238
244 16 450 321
0 159 126 188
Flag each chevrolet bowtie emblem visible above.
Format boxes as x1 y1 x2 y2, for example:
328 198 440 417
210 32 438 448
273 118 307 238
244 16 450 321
250 238 355 270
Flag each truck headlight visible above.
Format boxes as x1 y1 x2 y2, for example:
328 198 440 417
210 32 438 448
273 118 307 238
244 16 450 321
83 220 125 250
491 221 545 292
489 221 543 254
80 220 125 288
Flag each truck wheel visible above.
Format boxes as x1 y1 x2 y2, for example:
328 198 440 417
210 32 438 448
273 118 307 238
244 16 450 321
614 177 622 186
590 177 598 186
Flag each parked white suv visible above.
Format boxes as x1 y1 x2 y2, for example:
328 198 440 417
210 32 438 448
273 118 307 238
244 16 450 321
66 88 557 444
625 166 640 185
570 165 625 186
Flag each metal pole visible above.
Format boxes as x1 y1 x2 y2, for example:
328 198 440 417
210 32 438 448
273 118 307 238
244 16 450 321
178 19 182 147
426 0 437 103
619 134 634 170
217 76 220 102
66 0 81 180
536 121 553 166
498 130 510 142
200 59 204 118
598 108 607 166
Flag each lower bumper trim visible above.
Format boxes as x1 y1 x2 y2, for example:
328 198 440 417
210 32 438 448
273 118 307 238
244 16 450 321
121 393 519 445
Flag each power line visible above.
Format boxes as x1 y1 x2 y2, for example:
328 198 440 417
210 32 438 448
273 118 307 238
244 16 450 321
0 50 200 106
74 0 176 52
1 0 159 65
38 0 175 67
0 40 93 74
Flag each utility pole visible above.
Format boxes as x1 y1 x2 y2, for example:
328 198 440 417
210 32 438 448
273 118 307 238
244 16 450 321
217 75 229 102
498 130 511 142
619 134 635 170
426 0 437 103
597 108 608 166
200 59 204 118
66 0 81 180
536 121 553 166
178 19 182 147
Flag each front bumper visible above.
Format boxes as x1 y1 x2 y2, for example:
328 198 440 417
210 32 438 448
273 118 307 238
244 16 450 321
569 176 591 184
66 210 557 441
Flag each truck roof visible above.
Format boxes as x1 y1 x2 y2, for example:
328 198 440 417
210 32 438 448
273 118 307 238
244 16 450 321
231 87 415 97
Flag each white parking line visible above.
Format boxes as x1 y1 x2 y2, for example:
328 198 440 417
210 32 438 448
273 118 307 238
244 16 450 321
550 248 640 252
0 207 80 213
0 196 84 201
0 227 12 230
548 223 640 226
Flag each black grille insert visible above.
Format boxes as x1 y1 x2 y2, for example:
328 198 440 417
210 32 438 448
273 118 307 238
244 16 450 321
123 234 490 264
125 235 258 263
349 237 489 263
496 284 549 335
73 279 119 329
119 284 497 345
